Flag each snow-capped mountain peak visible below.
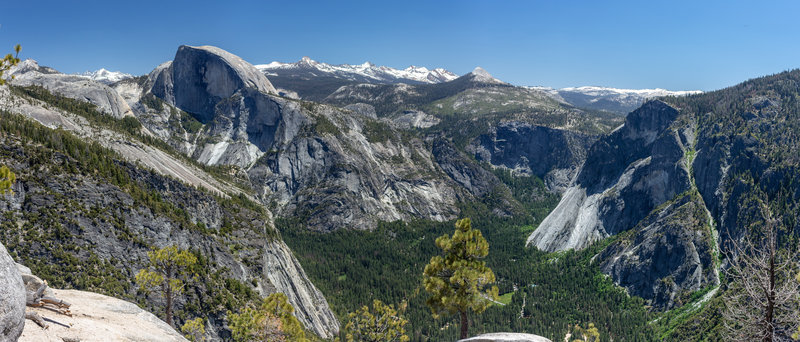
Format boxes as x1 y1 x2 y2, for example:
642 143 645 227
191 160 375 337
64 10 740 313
255 57 458 84
75 68 134 85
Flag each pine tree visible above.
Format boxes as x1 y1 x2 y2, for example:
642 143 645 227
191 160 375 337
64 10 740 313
228 292 306 342
0 44 21 86
135 245 198 327
181 317 206 342
0 165 15 194
423 218 499 339
342 299 409 342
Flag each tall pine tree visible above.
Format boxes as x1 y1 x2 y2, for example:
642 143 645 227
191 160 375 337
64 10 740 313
423 218 498 339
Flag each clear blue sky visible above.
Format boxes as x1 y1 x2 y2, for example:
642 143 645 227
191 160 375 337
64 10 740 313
2 0 799 91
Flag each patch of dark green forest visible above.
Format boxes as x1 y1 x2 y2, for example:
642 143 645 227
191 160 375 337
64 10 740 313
280 198 654 341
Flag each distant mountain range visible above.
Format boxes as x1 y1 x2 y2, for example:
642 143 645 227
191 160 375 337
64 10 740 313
531 85 702 114
256 56 458 85
75 68 133 85
256 57 700 114
70 58 700 115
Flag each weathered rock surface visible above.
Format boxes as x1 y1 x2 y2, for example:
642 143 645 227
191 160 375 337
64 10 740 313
263 240 339 335
0 243 25 342
393 110 440 129
9 59 135 118
459 332 552 342
153 45 277 123
598 193 718 309
432 138 500 199
0 132 339 339
19 289 187 342
247 107 461 230
468 122 594 193
528 101 692 252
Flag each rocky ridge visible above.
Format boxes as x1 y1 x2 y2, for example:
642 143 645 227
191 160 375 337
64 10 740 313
0 87 340 338
526 100 719 309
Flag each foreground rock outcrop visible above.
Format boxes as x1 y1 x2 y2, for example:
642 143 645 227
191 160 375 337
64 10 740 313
0 243 25 342
19 289 187 342
459 332 552 342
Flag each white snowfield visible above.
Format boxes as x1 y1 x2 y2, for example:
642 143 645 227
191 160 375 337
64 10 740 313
530 85 701 98
75 68 134 85
558 86 701 97
256 56 458 84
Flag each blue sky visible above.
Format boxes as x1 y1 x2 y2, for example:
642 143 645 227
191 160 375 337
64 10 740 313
1 0 799 91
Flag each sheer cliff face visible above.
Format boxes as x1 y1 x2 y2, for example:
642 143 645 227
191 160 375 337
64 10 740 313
528 101 693 252
527 72 800 310
0 86 340 338
468 122 595 193
526 100 718 309
0 135 339 339
146 45 461 231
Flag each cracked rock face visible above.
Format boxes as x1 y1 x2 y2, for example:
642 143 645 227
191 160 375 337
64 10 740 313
528 101 692 252
598 194 718 310
156 45 277 124
468 121 594 193
524 100 718 309
0 242 25 342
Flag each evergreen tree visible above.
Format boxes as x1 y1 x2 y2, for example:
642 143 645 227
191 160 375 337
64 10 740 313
135 245 198 327
0 165 15 194
181 318 206 342
572 322 600 342
423 218 498 339
0 44 21 86
228 292 306 342
342 299 409 342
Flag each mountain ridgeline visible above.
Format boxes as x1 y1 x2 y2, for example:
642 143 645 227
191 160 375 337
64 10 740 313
1 43 798 341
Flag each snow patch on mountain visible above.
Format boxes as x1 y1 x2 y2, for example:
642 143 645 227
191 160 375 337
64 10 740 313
256 57 458 84
529 85 701 114
75 68 134 85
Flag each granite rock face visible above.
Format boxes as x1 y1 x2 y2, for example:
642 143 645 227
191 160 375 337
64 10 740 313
0 242 25 342
0 136 339 340
528 101 692 252
153 45 277 123
459 332 552 342
144 45 462 231
9 59 135 119
598 193 718 309
19 289 188 342
468 122 594 193
524 100 717 309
